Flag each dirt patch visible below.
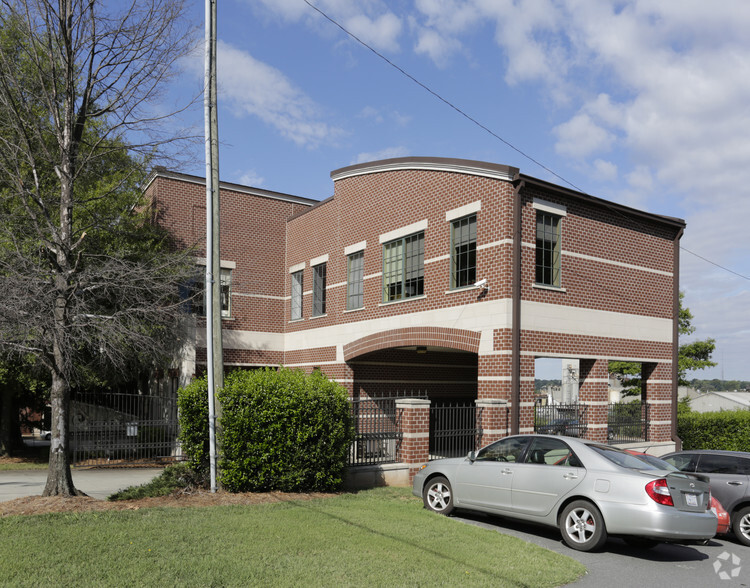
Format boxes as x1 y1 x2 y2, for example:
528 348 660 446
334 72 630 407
1 489 337 517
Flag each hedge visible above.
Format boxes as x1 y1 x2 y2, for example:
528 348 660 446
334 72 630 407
176 375 210 471
177 368 354 493
677 409 750 451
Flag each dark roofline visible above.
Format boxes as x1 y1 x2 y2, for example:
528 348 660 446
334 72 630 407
143 168 318 207
517 173 686 229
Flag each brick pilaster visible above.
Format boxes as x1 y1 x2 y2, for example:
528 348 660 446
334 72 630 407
578 358 609 443
475 398 509 447
395 398 431 481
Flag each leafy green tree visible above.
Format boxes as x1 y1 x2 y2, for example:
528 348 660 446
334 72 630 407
610 293 716 395
0 1 196 496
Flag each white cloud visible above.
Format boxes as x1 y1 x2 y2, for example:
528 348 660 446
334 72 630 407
413 27 463 67
238 170 265 187
249 0 403 53
591 159 617 182
625 166 652 193
192 42 344 148
358 106 411 127
352 146 410 164
553 113 615 159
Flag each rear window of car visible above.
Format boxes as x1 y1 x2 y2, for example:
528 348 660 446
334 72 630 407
588 445 663 470
697 454 750 475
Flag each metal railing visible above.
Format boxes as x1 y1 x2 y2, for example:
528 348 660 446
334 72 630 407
348 397 402 466
429 402 481 460
534 403 588 438
608 401 648 443
70 392 182 467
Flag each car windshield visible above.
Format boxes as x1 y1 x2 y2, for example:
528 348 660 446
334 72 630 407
588 445 664 470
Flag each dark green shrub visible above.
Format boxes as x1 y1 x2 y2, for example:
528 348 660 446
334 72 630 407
678 410 750 451
218 368 354 493
177 375 210 471
108 462 208 501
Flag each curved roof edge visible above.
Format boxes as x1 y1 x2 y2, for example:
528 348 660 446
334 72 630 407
331 156 520 183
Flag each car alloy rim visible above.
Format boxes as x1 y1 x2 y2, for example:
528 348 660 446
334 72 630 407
740 513 750 540
565 507 596 543
428 483 450 510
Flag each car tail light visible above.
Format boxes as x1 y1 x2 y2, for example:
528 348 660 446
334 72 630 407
645 479 674 506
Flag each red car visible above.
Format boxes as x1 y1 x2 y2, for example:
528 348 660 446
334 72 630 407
625 450 729 535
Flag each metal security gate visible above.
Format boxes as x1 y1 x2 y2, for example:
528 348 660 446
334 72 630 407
348 397 402 466
429 402 481 460
70 392 182 467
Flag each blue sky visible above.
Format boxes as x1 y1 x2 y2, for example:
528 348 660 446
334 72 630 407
167 0 750 382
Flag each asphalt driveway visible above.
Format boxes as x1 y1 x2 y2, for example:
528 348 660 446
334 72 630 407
0 468 162 501
455 511 749 588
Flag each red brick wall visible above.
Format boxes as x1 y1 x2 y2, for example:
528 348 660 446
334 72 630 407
146 173 314 365
150 161 683 445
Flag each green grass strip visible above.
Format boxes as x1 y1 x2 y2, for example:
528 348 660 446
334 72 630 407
0 487 585 587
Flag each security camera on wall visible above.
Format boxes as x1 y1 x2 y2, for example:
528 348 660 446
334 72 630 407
474 278 488 289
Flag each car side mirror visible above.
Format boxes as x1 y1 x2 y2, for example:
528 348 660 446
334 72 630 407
468 451 477 462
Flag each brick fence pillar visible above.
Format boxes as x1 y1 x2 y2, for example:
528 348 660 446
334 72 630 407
476 398 509 448
642 362 673 443
578 358 609 443
395 398 431 481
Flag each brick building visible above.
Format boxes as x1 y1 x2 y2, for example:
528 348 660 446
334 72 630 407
145 157 685 482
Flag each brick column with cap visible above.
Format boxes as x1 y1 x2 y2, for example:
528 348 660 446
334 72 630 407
395 398 431 481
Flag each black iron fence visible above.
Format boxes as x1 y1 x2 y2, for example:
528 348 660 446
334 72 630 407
534 403 588 438
347 396 482 466
534 401 649 443
429 402 481 460
70 392 182 467
348 397 402 466
608 401 648 443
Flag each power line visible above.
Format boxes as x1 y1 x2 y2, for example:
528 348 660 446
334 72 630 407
302 0 584 193
303 0 749 283
681 247 750 281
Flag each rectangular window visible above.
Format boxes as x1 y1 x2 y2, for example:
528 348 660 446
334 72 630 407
451 214 477 289
383 232 424 302
291 270 303 320
347 251 364 310
193 268 232 317
312 263 326 316
536 211 561 287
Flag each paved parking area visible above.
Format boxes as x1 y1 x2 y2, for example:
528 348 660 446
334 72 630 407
0 468 163 501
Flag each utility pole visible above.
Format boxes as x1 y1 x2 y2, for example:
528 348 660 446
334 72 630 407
204 0 222 493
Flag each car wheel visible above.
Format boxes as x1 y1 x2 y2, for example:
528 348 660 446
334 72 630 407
731 506 750 547
423 476 454 515
560 500 607 552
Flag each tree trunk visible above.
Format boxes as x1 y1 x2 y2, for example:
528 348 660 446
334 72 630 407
42 367 78 496
0 387 12 457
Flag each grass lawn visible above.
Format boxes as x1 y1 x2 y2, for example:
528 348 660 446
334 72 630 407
0 487 585 587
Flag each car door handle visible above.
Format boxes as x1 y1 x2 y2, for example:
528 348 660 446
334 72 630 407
502 468 513 475
727 481 744 486
563 473 578 480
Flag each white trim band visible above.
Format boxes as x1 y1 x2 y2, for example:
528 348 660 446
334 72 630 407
344 240 367 255
446 200 481 222
533 197 567 217
379 219 428 244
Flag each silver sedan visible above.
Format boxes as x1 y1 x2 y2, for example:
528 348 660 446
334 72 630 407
412 434 717 552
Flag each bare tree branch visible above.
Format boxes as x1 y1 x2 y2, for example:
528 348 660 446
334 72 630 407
0 0 199 496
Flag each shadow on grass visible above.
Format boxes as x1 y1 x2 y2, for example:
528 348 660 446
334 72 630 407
260 489 584 587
